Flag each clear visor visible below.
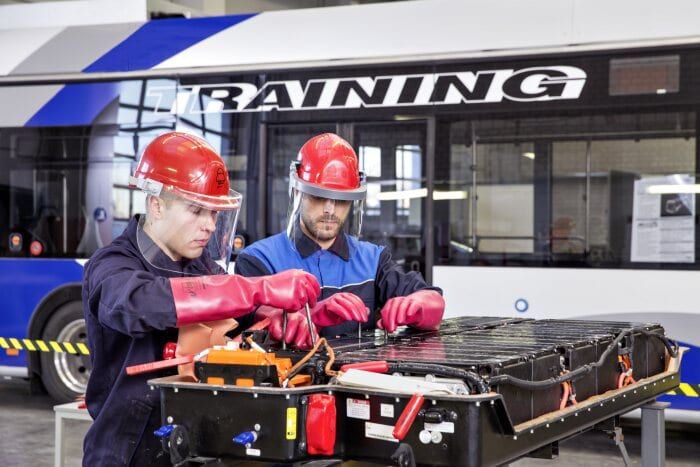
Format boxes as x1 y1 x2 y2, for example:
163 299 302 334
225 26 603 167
286 189 364 249
129 175 241 211
137 190 241 275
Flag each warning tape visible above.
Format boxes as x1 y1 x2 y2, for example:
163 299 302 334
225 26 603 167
666 383 700 397
0 337 89 355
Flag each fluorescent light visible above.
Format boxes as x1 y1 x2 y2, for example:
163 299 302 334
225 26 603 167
376 188 427 201
522 152 535 160
646 184 700 194
375 189 468 201
449 240 473 253
433 190 468 200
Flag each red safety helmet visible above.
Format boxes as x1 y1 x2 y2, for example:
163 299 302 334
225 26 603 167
290 133 366 201
129 132 239 211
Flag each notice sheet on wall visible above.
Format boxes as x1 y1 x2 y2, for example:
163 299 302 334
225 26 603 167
631 175 695 263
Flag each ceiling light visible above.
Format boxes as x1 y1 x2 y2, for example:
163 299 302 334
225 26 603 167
374 189 468 201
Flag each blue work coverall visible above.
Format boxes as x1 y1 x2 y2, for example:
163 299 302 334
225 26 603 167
82 215 220 466
234 229 440 337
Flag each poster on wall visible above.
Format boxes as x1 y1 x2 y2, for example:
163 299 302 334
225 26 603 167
631 175 695 262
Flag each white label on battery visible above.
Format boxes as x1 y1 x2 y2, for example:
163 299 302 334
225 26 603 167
380 403 394 418
424 421 455 433
347 398 371 420
365 422 399 443
246 448 261 456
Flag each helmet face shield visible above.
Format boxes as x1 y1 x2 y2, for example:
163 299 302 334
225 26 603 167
286 189 364 248
137 189 241 275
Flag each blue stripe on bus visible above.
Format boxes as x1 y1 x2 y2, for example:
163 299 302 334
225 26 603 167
678 341 699 383
0 259 84 368
25 14 257 127
83 14 256 73
25 82 120 127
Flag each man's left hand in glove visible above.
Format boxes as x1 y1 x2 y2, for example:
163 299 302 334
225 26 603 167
376 289 445 333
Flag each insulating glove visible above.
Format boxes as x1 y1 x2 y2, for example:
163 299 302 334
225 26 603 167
311 292 369 327
257 306 319 349
170 269 321 327
376 289 445 333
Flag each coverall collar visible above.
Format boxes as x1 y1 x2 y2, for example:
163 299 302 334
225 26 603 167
292 226 350 261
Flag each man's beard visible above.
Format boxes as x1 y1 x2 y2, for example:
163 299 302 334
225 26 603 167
302 213 342 241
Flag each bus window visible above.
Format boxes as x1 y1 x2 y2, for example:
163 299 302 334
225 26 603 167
437 120 540 266
436 111 696 269
473 141 536 255
355 122 427 275
0 129 92 258
589 136 695 265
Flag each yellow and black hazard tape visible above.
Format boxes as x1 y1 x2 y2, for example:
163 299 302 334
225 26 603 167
0 337 89 355
666 383 700 397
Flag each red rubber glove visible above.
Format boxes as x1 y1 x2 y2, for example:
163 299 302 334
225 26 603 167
256 306 318 349
170 270 321 327
376 290 445 333
311 293 369 327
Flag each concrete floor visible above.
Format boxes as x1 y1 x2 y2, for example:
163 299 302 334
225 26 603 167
1 377 698 467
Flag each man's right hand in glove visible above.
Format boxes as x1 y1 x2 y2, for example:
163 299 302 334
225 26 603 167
256 306 318 349
311 292 369 327
170 269 321 327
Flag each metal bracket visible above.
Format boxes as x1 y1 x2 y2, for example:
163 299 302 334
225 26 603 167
596 417 631 467
610 426 632 467
526 441 559 459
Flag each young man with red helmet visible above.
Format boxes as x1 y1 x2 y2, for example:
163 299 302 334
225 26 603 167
81 132 320 466
235 133 444 348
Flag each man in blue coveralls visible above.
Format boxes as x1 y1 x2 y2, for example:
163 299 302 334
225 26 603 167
82 132 321 466
235 133 445 348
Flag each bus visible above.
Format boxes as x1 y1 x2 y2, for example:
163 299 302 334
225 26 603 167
1 0 699 416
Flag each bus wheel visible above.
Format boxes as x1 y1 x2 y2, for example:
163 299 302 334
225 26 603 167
39 301 91 402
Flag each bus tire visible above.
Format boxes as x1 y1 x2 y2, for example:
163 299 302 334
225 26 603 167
39 301 91 403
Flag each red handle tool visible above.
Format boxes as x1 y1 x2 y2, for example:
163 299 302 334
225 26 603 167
393 393 425 441
126 354 195 375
